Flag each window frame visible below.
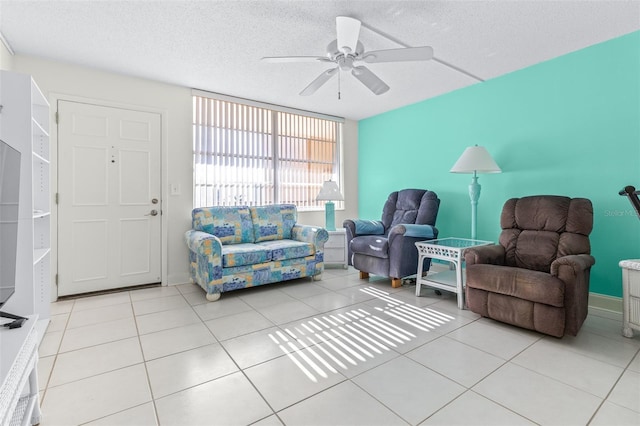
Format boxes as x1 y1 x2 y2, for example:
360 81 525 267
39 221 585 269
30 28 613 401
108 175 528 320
192 89 344 210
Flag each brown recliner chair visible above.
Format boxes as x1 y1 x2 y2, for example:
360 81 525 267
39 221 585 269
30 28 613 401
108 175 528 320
464 195 595 337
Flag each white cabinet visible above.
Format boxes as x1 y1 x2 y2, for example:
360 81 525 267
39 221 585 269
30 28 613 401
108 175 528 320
324 229 348 268
620 259 640 338
0 71 50 332
0 315 41 426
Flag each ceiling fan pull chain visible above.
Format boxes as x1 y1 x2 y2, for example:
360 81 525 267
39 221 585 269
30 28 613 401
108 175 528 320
338 70 341 100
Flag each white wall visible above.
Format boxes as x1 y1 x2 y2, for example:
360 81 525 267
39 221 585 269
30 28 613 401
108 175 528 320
12 55 358 291
0 34 13 70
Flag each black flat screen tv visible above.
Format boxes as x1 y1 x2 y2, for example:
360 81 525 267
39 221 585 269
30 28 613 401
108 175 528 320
0 139 21 310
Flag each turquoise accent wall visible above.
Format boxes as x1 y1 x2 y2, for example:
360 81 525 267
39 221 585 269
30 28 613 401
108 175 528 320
358 31 640 298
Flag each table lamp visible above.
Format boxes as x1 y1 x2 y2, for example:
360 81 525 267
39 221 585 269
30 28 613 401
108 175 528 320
450 145 501 239
316 180 344 231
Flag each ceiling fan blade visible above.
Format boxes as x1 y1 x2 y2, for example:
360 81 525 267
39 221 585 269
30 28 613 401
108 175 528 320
300 67 339 96
262 56 331 63
336 16 361 54
351 66 389 95
362 46 434 63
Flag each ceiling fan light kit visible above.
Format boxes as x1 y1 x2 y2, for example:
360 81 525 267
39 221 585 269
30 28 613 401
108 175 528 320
262 16 434 97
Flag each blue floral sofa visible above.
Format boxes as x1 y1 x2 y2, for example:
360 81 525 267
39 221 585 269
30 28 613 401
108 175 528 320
185 204 329 301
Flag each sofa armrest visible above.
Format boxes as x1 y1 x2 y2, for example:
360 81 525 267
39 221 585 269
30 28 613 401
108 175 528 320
185 230 223 262
464 245 506 266
291 224 329 250
551 254 595 277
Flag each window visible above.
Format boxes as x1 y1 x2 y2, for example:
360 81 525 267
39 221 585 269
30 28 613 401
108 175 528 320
193 91 343 209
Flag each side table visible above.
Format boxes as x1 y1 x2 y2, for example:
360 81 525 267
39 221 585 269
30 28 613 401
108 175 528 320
620 259 640 338
415 238 492 309
0 315 41 426
324 229 348 269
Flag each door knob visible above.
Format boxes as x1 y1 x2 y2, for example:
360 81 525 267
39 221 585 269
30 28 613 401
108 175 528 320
151 198 159 204
145 210 158 216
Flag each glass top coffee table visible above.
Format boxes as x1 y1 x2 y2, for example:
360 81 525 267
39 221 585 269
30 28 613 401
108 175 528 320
415 237 492 309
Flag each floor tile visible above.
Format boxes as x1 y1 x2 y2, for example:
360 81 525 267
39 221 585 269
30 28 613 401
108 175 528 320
129 285 180 301
175 282 201 295
86 402 158 425
582 314 640 347
205 309 274 341
353 356 465 425
46 312 69 332
546 329 640 368
421 391 535 425
279 281 331 299
278 381 406 425
221 327 285 369
49 299 75 315
181 289 209 306
72 292 131 311
407 336 505 387
257 300 319 325
155 372 272 425
132 294 190 316
58 317 138 353
589 401 640 425
301 291 354 311
49 337 143 386
244 345 346 411
146 343 238 398
139 322 216 360
473 363 602 425
192 296 253 321
37 355 55 391
239 287 296 309
448 319 541 360
512 338 624 397
629 350 640 372
41 364 151 425
66 302 133 329
39 330 63 357
251 414 284 426
135 306 201 335
607 369 640 412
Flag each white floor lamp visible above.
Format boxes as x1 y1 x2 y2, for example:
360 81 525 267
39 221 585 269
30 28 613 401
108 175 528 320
450 145 501 240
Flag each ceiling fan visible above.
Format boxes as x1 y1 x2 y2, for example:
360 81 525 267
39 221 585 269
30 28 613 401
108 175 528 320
261 16 434 96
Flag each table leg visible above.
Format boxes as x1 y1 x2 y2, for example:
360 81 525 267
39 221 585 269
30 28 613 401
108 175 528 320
454 259 464 309
416 256 425 296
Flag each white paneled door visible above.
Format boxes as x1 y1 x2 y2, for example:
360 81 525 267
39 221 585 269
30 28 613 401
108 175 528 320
57 100 161 296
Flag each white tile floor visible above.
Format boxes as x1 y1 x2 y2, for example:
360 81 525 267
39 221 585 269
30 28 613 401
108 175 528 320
37 267 640 425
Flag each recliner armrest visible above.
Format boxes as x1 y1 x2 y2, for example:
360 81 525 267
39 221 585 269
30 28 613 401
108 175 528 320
464 245 506 266
551 254 595 277
291 224 329 250
343 219 385 236
391 224 437 239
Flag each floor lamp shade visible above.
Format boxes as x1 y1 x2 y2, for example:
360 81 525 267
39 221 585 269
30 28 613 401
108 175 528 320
316 180 344 231
450 145 501 239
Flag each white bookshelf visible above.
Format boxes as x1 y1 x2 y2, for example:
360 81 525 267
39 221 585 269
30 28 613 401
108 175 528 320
0 71 51 335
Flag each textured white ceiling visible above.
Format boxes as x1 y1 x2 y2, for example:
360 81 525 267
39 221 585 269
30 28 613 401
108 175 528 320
1 0 639 120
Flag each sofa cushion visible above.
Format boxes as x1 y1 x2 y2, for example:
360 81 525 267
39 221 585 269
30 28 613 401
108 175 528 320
192 206 254 245
221 243 271 267
250 204 297 242
350 235 389 259
256 240 314 261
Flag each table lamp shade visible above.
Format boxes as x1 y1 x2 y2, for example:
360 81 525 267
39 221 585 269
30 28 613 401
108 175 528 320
316 180 344 231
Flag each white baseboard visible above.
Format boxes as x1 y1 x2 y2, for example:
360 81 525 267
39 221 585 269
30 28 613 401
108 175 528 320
168 273 190 286
588 292 623 320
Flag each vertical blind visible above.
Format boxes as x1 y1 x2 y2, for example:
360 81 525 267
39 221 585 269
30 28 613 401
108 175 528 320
193 94 342 208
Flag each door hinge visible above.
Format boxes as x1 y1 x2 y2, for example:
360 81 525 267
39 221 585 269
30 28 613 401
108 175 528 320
55 193 59 204
55 111 59 124
55 274 58 286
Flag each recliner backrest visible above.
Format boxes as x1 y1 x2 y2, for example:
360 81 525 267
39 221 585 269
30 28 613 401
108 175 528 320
499 196 593 272
380 189 440 232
